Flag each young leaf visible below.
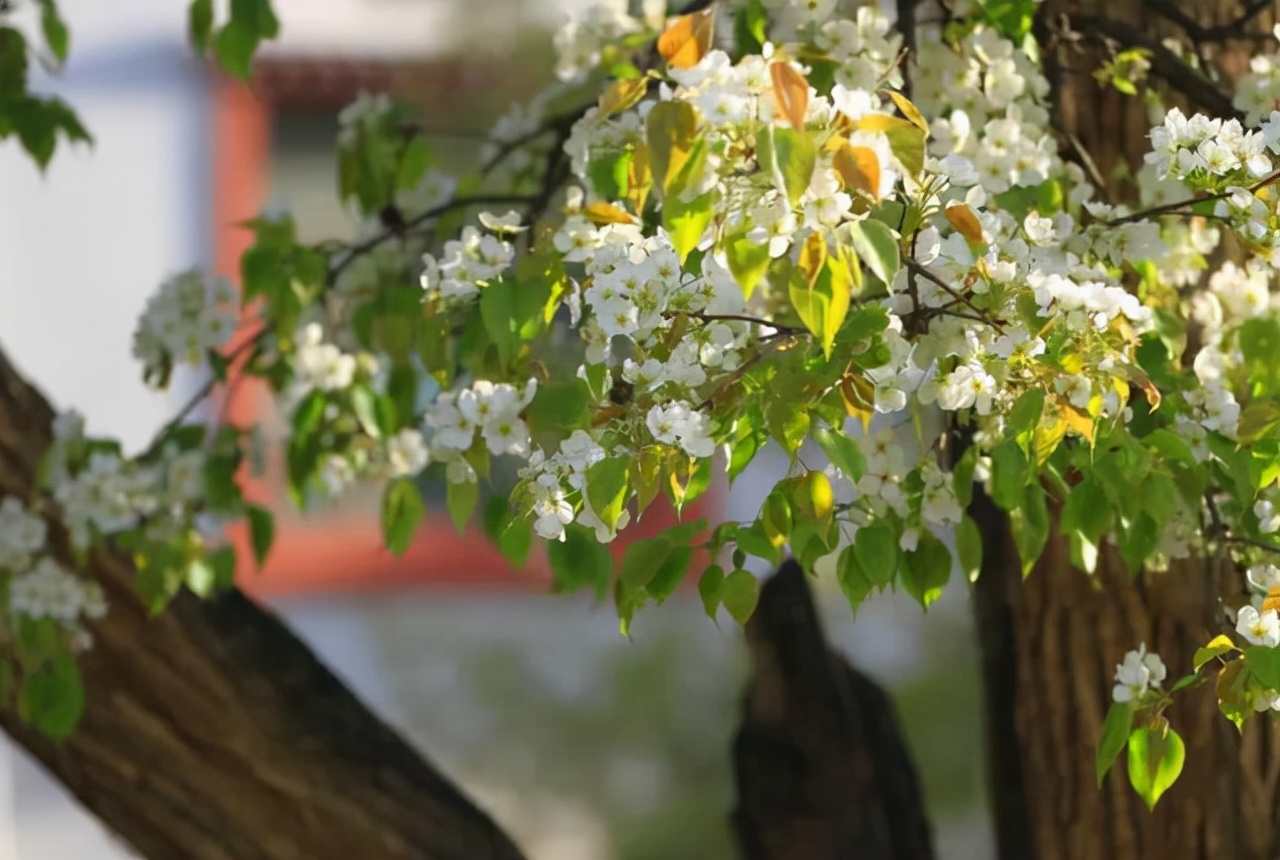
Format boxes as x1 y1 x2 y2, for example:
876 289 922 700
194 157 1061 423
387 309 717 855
188 0 214 54
1096 701 1133 786
831 140 881 199
646 100 699 195
1192 634 1238 671
722 568 760 624
1127 724 1185 811
847 218 899 286
769 60 809 130
657 5 715 69
246 504 275 568
956 514 983 582
699 563 725 619
945 204 986 246
381 479 425 556
447 479 479 534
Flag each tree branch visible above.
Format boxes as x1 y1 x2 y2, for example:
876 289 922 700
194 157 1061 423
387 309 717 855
0 345 529 860
1079 15 1243 120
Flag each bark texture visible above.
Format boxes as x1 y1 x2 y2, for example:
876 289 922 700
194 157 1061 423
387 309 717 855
732 560 934 860
966 3 1280 859
0 348 528 860
973 491 1280 860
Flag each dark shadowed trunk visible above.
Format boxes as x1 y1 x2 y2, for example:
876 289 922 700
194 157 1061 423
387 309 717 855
733 560 934 860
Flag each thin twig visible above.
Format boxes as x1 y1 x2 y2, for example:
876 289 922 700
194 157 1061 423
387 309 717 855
1104 168 1280 226
904 259 1005 332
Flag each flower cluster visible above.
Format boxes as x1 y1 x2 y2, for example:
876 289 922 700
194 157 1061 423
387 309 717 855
132 270 238 388
424 379 538 465
0 496 106 637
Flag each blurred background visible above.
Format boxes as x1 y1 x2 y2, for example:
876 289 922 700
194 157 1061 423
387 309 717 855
0 1 992 858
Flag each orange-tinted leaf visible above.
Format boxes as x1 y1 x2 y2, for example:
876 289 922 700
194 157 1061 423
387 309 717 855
657 5 716 70
832 142 881 199
584 201 639 226
887 91 930 133
945 204 986 245
770 61 809 130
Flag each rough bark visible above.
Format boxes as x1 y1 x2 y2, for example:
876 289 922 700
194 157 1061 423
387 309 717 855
965 3 1280 858
732 560 934 860
0 348 528 860
973 490 1280 860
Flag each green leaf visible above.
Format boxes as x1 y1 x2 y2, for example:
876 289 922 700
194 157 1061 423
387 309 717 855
645 100 699 195
837 543 873 611
663 190 715 262
213 23 257 79
526 381 589 432
246 504 274 568
1240 318 1280 397
20 655 84 741
202 452 243 513
1009 483 1049 576
956 514 983 582
722 568 760 624
396 136 433 192
846 219 900 287
724 230 772 300
1127 724 1185 811
584 457 630 531
647 546 693 602
447 479 478 534
381 479 425 556
188 0 214 53
699 563 725 619
760 126 816 205
990 440 1028 512
900 530 951 609
39 0 70 62
1193 634 1238 671
1096 701 1133 786
548 524 612 598
1245 644 1280 690
814 424 866 483
853 523 900 587
1059 477 1111 546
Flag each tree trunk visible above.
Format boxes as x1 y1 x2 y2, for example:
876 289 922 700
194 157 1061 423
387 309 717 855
732 561 934 860
965 3 1280 858
0 346 528 860
973 491 1280 860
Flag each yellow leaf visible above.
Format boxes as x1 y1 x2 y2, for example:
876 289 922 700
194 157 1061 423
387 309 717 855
645 101 700 196
627 142 652 213
1032 414 1067 464
769 60 809 130
839 376 875 431
584 201 639 226
1057 399 1097 445
832 142 881 199
848 112 916 135
598 76 649 119
887 91 930 133
798 231 826 286
945 204 986 245
657 5 716 70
